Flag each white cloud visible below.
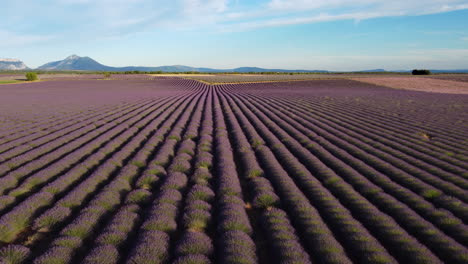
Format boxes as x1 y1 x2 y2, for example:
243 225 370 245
268 0 468 14
268 0 375 10
49 0 467 33
217 11 391 32
226 0 468 31
1 0 468 44
183 0 228 15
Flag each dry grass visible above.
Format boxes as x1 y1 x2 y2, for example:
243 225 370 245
350 77 468 94
148 74 215 77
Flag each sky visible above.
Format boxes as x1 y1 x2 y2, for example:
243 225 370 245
1 0 468 71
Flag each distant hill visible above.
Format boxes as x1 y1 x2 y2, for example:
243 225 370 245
35 55 329 73
357 69 387 72
393 69 468 74
37 55 114 71
430 69 468 73
7 55 468 73
0 58 29 70
231 67 327 73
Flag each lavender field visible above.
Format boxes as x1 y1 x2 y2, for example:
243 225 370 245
0 77 467 264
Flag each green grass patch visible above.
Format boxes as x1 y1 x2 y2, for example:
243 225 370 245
421 189 442 199
0 80 23 85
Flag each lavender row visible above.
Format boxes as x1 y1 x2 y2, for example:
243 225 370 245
172 88 216 264
0 99 158 176
0 100 145 165
252 95 468 239
75 84 207 263
217 90 312 263
0 96 184 244
230 90 468 263
286 96 468 173
0 99 165 199
0 105 103 143
227 83 468 168
0 99 136 151
300 96 468 158
228 81 467 143
0 99 139 148
224 88 442 263
315 94 468 144
0 98 159 187
33 90 196 227
260 93 468 180
28 93 187 233
0 99 165 214
125 89 207 264
211 90 257 264
253 95 468 220
32 90 203 264
225 82 468 160
222 89 406 263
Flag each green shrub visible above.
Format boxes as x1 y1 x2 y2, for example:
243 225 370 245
421 189 442 199
412 69 431 75
0 245 31 264
25 72 38 81
103 72 111 79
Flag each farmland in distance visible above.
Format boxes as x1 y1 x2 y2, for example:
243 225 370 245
0 76 467 264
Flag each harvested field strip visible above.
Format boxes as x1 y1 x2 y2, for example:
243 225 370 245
0 78 466 264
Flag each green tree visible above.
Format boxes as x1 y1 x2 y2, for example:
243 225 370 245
25 72 38 81
412 69 431 75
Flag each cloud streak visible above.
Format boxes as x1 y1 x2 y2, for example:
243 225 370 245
1 0 468 46
217 0 468 31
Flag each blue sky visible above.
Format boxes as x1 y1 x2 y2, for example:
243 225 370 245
1 0 468 71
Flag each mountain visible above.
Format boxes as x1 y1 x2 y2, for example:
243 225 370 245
37 55 114 71
0 58 29 70
231 67 327 73
33 55 468 73
36 55 328 73
430 69 468 73
357 69 387 72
